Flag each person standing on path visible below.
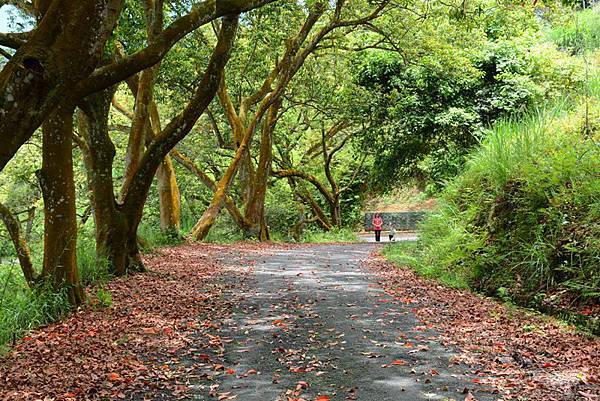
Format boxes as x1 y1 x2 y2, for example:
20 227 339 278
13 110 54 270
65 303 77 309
372 214 383 242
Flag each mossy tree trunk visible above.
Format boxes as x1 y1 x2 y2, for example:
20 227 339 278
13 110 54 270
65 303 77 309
80 88 145 276
80 16 239 273
38 103 84 305
0 0 124 172
0 202 37 286
242 101 281 240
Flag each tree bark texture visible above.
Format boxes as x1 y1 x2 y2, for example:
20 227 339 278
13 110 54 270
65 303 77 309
80 16 239 271
39 102 84 305
80 88 145 276
0 0 124 172
0 202 37 286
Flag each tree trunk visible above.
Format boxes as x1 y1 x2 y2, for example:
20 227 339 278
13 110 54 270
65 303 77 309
149 102 181 234
24 206 36 242
156 156 181 234
38 103 84 305
0 202 37 286
80 89 145 276
171 149 247 230
331 194 341 228
94 207 144 276
0 0 124 172
114 87 183 235
121 67 155 201
189 125 253 241
243 102 280 240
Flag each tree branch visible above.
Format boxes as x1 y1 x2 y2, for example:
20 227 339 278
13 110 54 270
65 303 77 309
0 201 37 286
271 168 335 206
76 0 275 97
123 14 239 215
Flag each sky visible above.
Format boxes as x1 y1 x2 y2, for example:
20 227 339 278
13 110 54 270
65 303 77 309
0 5 33 33
0 7 12 32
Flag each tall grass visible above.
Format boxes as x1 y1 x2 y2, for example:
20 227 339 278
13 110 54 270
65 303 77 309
465 98 574 189
0 262 71 352
385 94 600 331
549 6 600 54
0 235 114 351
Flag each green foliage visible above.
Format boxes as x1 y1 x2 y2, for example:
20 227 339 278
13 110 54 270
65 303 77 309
549 6 600 54
0 267 71 352
138 225 184 250
355 5 584 192
202 214 245 244
94 288 113 309
382 240 469 289
265 181 302 237
411 96 600 328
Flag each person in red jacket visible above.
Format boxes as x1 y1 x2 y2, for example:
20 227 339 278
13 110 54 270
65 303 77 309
372 214 383 242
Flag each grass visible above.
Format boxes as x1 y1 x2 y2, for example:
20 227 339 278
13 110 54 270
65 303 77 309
301 227 359 243
382 241 470 289
0 263 71 353
0 234 116 351
548 6 600 54
389 92 600 332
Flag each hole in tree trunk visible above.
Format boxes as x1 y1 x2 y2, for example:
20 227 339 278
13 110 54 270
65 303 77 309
23 57 44 75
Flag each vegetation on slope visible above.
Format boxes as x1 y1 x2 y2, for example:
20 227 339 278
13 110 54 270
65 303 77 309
386 80 600 332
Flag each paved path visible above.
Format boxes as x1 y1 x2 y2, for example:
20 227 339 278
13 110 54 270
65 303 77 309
198 244 495 401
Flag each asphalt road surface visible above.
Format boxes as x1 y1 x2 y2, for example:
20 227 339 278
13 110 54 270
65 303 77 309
194 244 496 401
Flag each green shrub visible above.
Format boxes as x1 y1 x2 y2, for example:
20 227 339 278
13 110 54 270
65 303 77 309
201 214 245 244
138 222 184 249
404 96 600 330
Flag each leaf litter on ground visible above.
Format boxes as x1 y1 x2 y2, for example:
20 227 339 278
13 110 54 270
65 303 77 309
363 251 600 400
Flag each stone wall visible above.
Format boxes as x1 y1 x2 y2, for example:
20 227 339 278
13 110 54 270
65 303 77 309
364 211 427 231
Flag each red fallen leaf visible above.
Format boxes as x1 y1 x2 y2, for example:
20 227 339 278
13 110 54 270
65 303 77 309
542 362 557 368
391 359 406 365
430 369 439 375
471 378 481 384
163 327 174 335
108 372 121 381
226 368 235 375
198 353 210 360
142 327 159 335
315 396 331 401
273 319 286 327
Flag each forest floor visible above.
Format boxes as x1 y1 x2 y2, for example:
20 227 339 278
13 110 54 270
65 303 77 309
0 243 598 401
